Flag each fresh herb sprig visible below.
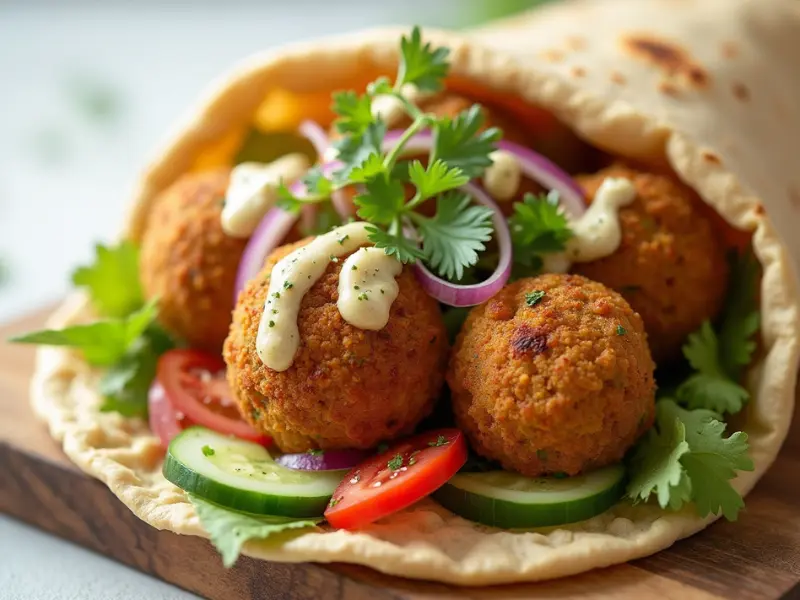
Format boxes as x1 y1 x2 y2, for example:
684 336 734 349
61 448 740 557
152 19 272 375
278 27 501 282
626 248 761 520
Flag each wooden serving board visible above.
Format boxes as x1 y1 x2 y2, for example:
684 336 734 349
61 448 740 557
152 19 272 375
2 308 800 600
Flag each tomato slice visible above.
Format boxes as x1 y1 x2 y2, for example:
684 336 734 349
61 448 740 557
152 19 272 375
148 379 187 449
324 429 467 530
156 349 269 445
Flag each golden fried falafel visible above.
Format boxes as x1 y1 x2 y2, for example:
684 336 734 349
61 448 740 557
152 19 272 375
139 169 246 352
224 239 449 452
448 274 655 477
573 164 729 363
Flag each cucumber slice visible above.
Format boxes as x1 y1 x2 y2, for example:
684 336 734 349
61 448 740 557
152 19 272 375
432 464 626 528
163 427 344 517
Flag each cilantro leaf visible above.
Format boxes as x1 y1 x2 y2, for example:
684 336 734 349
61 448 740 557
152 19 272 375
397 26 450 92
354 173 406 225
9 299 158 366
677 321 749 414
414 191 494 281
71 242 143 318
190 495 320 567
299 202 342 237
334 121 386 180
99 324 177 417
366 226 424 264
509 192 573 273
626 410 691 511
432 105 500 178
719 249 760 379
276 182 304 213
348 153 387 184
331 90 373 136
408 159 468 201
301 166 333 197
626 399 753 521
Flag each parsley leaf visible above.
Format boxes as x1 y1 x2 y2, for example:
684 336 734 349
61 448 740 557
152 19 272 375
387 454 404 470
408 159 468 201
333 121 386 180
71 242 143 318
428 434 449 447
301 166 333 197
9 299 158 366
413 191 494 281
354 173 406 225
348 153 387 184
676 321 750 414
718 249 760 379
331 90 373 136
366 226 424 264
99 323 176 417
525 290 545 307
432 105 501 178
190 495 320 567
509 191 573 257
626 399 753 520
397 26 450 92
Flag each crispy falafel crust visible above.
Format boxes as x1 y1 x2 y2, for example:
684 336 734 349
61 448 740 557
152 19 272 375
574 164 729 363
448 274 656 477
139 169 245 352
224 240 449 452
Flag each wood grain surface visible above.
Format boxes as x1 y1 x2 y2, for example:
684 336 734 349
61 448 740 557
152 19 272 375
1 308 799 600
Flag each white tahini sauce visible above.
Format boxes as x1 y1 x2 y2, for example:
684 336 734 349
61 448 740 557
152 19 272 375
337 247 402 330
483 150 522 202
543 177 636 273
221 153 310 238
256 221 402 371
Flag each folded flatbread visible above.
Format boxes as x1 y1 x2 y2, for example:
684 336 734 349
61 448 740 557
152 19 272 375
30 0 800 585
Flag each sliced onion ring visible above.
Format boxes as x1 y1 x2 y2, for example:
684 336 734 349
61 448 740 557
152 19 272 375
276 449 370 471
234 206 298 299
298 120 353 220
413 182 513 307
298 120 329 157
381 130 586 218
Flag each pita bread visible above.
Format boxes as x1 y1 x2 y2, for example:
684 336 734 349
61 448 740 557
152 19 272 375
29 0 800 585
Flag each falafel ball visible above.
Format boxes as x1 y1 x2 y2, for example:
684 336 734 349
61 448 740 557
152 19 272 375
139 169 246 352
448 274 655 477
224 239 449 452
573 164 729 363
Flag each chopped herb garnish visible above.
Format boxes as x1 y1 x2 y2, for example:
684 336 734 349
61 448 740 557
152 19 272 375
358 292 369 301
387 454 404 470
329 255 339 263
268 320 275 328
351 265 358 270
272 292 281 299
307 449 324 456
202 445 215 457
283 280 294 290
353 285 360 290
338 234 350 245
616 324 627 336
408 456 417 466
328 497 341 508
428 434 448 447
525 290 545 307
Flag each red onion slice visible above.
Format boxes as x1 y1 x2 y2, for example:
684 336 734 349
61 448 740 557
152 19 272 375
298 120 353 220
381 130 585 218
298 120 329 157
234 207 298 299
413 182 513 307
276 449 370 471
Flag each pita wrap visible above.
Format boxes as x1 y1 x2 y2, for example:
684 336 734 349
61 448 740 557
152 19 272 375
29 0 800 586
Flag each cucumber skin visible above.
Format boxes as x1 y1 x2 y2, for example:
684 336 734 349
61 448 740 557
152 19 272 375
163 448 330 518
432 471 627 529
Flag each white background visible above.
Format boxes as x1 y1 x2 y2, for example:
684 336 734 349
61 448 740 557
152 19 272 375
0 1 535 598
